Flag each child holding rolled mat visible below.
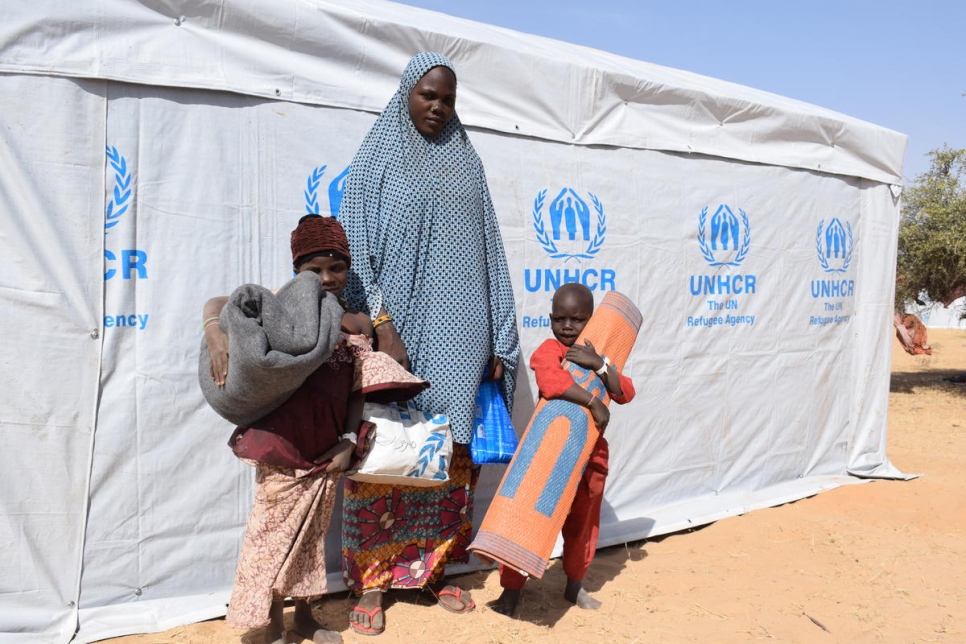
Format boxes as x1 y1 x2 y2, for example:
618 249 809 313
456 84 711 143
489 282 636 616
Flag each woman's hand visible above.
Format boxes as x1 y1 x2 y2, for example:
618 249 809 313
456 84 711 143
589 398 610 431
317 439 356 474
205 324 229 386
484 356 505 381
203 296 229 386
565 339 604 372
375 321 409 370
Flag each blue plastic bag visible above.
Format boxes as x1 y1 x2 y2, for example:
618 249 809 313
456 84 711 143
469 380 519 464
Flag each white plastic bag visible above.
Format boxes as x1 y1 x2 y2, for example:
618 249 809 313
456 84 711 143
348 402 453 486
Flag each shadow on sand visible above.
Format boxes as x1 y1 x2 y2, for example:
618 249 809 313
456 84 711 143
890 369 966 396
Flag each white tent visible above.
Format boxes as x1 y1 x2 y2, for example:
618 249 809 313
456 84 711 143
0 1 909 642
912 297 966 328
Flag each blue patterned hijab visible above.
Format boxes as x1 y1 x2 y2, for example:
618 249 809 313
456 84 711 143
341 52 520 443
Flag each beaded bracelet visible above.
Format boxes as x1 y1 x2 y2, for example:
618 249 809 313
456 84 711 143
202 316 220 331
372 314 393 329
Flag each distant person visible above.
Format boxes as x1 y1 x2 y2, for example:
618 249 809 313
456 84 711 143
894 312 932 356
338 52 520 636
490 283 636 616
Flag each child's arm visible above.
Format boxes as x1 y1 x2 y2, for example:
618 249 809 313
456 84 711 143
558 383 611 431
202 296 229 386
565 339 634 403
341 310 374 337
315 390 363 474
532 340 611 430
314 311 372 474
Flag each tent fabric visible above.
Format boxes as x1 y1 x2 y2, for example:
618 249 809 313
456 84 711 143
0 2 909 642
0 1 904 186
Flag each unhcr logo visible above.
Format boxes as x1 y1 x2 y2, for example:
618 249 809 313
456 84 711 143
305 165 349 218
523 187 615 301
809 217 854 325
532 188 606 262
104 145 147 282
698 204 750 267
522 186 617 328
104 144 150 332
687 204 757 329
815 218 853 273
105 146 132 234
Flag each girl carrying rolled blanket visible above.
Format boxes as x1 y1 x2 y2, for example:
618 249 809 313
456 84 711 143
199 215 426 644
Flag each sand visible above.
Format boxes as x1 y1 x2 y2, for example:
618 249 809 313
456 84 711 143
105 329 966 643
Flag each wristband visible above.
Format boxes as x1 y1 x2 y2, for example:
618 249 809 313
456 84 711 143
595 355 610 376
341 432 358 445
586 390 595 408
202 316 220 331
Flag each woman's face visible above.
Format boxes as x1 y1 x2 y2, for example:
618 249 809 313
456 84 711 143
408 66 457 138
296 255 349 296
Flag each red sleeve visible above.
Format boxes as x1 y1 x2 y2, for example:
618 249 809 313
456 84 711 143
609 370 636 405
529 339 574 400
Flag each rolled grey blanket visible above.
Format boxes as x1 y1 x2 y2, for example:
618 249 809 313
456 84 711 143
198 271 345 426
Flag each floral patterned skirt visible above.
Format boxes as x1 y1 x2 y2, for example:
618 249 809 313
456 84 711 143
342 444 478 592
226 464 338 629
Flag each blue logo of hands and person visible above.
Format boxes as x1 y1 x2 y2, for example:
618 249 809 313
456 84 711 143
815 218 853 273
532 188 606 262
698 205 751 267
305 165 350 218
523 187 615 301
550 188 591 241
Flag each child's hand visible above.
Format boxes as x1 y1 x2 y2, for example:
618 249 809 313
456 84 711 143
341 310 371 336
205 325 229 387
589 398 610 431
565 339 604 372
318 439 355 474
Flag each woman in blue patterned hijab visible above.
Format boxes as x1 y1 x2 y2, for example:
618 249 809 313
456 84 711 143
340 52 520 636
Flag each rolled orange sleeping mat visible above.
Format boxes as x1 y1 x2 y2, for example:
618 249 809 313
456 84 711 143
469 291 642 578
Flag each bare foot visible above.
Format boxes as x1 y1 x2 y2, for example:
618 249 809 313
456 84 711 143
291 600 342 643
564 578 602 610
348 590 385 636
487 588 521 617
263 599 285 644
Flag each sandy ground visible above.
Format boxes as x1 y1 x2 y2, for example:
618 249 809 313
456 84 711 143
107 329 966 644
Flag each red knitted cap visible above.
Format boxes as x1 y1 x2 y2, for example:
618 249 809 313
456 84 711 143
290 215 351 270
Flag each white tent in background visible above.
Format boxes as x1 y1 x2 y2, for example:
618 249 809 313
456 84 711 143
0 1 909 642
912 297 966 329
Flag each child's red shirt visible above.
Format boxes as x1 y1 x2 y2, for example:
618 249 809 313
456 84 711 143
529 338 635 404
